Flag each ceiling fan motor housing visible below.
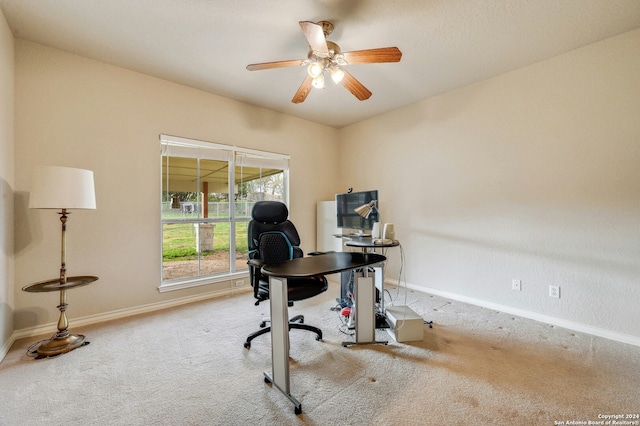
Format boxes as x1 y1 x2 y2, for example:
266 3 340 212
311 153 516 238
308 41 343 61
318 20 334 36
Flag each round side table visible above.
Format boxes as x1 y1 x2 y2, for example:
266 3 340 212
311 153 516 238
23 275 98 358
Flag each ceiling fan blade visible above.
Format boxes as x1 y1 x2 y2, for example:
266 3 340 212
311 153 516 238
342 47 402 64
292 75 313 103
246 59 305 71
341 70 372 101
299 21 329 56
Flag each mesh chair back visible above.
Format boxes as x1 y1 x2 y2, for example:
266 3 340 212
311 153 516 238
258 232 293 264
248 201 303 262
246 201 317 305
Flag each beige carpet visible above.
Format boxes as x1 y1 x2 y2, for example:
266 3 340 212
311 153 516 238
1 281 638 425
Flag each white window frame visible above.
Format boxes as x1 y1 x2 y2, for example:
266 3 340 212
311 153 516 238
159 134 290 292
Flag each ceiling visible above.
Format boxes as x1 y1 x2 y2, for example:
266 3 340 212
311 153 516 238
2 0 640 128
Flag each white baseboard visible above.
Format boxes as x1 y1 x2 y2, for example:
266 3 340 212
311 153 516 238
12 285 251 341
0 333 17 362
387 279 640 348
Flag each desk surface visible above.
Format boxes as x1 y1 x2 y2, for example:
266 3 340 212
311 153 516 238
261 252 386 278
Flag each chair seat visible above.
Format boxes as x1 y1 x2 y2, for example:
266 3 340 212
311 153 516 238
257 276 328 303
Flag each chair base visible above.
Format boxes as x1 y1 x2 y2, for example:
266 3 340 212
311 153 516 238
244 315 323 349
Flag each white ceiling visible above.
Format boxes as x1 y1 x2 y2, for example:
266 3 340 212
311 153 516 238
2 0 640 128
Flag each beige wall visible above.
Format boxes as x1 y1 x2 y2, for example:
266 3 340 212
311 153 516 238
340 29 640 339
13 41 339 330
0 8 15 355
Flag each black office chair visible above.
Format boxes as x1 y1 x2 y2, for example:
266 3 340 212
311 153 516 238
244 201 328 349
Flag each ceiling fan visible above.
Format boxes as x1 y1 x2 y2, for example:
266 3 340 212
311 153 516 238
246 21 402 103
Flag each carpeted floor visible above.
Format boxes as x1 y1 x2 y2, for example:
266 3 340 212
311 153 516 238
1 281 638 425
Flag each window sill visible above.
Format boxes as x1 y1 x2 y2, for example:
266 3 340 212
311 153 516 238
158 271 249 293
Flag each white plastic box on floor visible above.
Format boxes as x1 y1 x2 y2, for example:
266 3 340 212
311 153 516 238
385 305 424 342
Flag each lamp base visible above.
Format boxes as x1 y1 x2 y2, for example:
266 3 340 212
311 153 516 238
35 333 87 358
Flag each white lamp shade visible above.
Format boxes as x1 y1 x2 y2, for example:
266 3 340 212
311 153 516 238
29 166 96 209
329 66 345 84
307 62 324 78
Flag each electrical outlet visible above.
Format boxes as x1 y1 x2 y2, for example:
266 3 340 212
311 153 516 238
549 285 560 298
512 279 521 291
235 280 245 287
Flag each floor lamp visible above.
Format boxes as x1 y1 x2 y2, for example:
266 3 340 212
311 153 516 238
23 166 98 358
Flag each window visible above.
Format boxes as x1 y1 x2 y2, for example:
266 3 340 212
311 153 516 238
160 135 289 291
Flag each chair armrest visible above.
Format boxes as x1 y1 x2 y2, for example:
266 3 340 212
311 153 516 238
247 258 267 304
248 259 266 268
307 251 334 256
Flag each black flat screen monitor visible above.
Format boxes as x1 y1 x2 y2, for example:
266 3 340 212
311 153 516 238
335 190 379 232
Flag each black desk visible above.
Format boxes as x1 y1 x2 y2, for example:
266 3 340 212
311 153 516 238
261 251 386 414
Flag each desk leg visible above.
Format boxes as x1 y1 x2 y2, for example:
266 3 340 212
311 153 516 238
342 271 388 347
374 265 383 312
264 276 302 414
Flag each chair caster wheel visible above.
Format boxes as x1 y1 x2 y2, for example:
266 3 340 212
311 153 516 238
244 342 251 349
294 405 302 415
260 321 267 328
264 376 271 384
315 335 322 341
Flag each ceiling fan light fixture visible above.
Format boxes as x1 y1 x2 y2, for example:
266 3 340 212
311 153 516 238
312 74 325 89
329 66 345 84
307 61 324 78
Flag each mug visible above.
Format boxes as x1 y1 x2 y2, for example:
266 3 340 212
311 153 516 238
371 222 381 239
383 223 395 240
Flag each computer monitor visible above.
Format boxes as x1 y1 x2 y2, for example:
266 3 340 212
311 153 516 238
335 190 379 233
